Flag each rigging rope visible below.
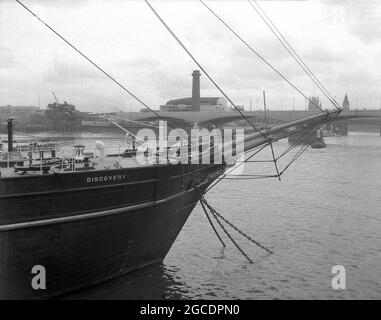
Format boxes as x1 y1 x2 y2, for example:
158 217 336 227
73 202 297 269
279 140 313 176
247 0 341 110
276 127 319 162
206 113 333 189
276 115 337 175
144 0 267 138
269 139 281 181
200 121 325 258
206 142 270 192
222 175 278 180
199 0 325 113
16 0 343 263
15 0 179 131
103 114 161 129
145 0 289 184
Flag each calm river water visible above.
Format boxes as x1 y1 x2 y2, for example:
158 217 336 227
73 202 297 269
9 131 380 299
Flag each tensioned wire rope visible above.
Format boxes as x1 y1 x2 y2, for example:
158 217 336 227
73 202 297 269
199 0 326 113
246 0 341 109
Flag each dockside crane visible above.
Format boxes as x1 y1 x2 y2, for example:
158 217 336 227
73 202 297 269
51 91 60 104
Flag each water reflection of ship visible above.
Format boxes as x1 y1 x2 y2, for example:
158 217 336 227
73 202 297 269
64 263 187 300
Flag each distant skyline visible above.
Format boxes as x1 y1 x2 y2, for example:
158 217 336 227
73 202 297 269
0 0 380 112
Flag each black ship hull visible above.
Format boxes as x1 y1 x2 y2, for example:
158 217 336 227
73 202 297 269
0 163 224 299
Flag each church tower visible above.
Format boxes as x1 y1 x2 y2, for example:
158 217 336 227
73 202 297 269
308 96 322 112
342 93 350 110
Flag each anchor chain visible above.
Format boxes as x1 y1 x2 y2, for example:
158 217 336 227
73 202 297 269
200 196 273 255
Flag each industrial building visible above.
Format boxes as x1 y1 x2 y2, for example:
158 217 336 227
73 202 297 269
160 70 230 112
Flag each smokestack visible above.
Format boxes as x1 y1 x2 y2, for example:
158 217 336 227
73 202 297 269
7 118 14 152
192 70 201 111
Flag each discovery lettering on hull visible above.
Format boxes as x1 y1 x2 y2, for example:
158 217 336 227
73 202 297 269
86 174 127 184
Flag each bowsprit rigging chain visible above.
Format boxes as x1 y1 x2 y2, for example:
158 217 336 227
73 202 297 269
201 117 333 254
200 200 226 248
199 124 316 261
202 197 273 254
200 196 273 263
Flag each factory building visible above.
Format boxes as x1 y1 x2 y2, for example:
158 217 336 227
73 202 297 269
160 70 230 112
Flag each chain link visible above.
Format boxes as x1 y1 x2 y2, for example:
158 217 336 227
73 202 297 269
201 196 273 254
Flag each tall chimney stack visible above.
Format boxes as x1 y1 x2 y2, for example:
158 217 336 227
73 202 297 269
192 70 201 111
7 118 14 152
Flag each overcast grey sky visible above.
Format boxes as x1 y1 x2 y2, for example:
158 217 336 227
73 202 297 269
0 0 380 112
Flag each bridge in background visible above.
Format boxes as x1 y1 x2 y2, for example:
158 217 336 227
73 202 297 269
106 109 381 135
